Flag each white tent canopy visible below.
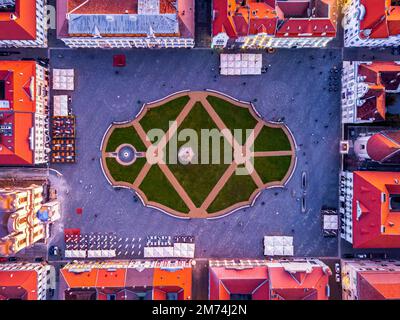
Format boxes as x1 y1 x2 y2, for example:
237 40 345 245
220 53 262 76
264 236 294 256
53 69 75 90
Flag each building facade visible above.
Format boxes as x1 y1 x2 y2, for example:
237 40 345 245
209 258 331 300
0 60 50 166
341 61 400 124
0 0 47 48
0 184 60 256
340 171 400 248
56 0 195 49
59 259 192 300
212 0 337 49
342 0 400 47
0 262 55 300
341 259 400 299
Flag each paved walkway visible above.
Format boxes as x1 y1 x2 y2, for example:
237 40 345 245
101 91 297 219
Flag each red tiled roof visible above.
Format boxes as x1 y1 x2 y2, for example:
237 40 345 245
60 263 192 300
67 0 176 14
268 264 330 300
0 0 37 41
0 270 38 300
58 0 195 39
358 271 400 299
209 266 270 300
359 0 400 39
356 61 400 121
0 61 37 166
212 0 337 39
367 131 400 163
352 171 400 248
209 261 330 300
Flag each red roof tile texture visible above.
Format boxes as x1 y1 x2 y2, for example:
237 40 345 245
0 61 37 166
358 271 400 299
357 61 400 121
60 263 192 300
367 131 400 163
209 261 331 300
212 0 337 39
352 171 400 248
0 0 37 41
359 0 400 39
0 270 38 300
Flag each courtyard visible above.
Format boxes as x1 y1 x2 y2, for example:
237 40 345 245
49 48 341 258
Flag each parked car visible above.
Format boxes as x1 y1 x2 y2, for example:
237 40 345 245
370 252 388 260
49 245 60 257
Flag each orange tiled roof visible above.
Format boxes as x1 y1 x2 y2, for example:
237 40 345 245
358 271 400 299
0 0 37 41
60 262 192 300
0 270 38 300
356 61 400 121
352 171 400 248
209 261 330 300
268 264 330 300
0 60 36 165
213 0 337 38
359 0 400 39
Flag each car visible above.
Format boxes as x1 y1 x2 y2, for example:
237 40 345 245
355 253 368 259
49 245 60 257
48 288 55 297
370 252 387 260
335 273 341 283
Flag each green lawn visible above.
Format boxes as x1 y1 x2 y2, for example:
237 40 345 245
207 171 257 214
253 126 291 152
106 127 146 152
106 157 146 184
206 95 258 144
166 102 231 207
139 95 190 136
253 156 292 184
139 164 189 214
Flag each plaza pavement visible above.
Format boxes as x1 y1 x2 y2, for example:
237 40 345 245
48 48 341 258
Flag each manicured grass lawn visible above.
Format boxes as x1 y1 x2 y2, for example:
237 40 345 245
207 171 257 214
206 95 258 144
166 102 230 207
140 95 190 135
106 157 146 184
106 127 146 152
253 156 292 184
253 126 292 152
139 164 189 214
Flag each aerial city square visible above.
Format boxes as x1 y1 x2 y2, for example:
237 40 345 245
0 0 400 307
